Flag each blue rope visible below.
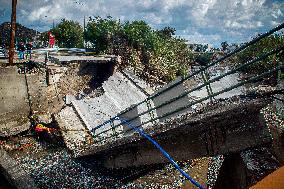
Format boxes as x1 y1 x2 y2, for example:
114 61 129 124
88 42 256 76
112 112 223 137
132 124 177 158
109 117 206 189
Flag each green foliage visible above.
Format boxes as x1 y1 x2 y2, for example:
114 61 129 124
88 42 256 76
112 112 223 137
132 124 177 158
221 41 228 52
148 37 193 81
51 19 84 48
157 26 176 38
85 17 194 83
123 20 154 50
280 72 284 79
85 16 122 52
236 33 284 74
196 53 213 66
39 31 49 42
38 31 49 47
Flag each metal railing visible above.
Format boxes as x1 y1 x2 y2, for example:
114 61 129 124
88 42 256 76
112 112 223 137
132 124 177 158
91 23 284 142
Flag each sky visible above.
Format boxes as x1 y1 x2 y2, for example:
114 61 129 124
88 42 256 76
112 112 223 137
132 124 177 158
0 0 283 47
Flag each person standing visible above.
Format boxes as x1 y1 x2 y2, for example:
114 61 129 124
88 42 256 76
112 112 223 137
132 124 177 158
25 42 33 59
17 42 25 59
48 31 55 48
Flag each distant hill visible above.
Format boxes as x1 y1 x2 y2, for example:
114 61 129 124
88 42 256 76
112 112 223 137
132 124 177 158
0 22 39 47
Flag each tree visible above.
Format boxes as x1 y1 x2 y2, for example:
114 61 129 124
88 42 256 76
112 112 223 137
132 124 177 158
38 31 49 47
85 16 122 52
236 33 284 74
123 20 154 50
51 19 83 48
196 53 213 66
221 41 228 52
157 26 176 38
85 16 194 83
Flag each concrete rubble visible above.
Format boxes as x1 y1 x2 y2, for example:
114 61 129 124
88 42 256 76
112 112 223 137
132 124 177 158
57 106 93 154
49 55 120 64
57 70 155 151
46 62 68 85
57 65 250 154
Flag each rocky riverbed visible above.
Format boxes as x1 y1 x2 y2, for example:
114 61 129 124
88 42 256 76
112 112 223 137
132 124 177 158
1 134 210 189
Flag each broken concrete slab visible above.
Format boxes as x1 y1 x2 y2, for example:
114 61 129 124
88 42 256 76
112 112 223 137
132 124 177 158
57 70 157 151
49 55 117 64
102 72 157 129
71 94 121 131
57 106 93 154
0 67 30 137
152 77 196 122
102 72 148 110
151 70 244 123
58 68 247 156
80 98 271 168
122 69 155 95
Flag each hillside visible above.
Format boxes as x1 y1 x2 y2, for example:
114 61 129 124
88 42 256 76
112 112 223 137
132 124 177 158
0 22 39 47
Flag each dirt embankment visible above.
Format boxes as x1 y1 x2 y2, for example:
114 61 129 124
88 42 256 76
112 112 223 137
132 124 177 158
29 63 98 116
57 64 93 97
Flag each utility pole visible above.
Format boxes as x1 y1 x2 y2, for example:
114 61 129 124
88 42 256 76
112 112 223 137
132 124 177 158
83 15 86 49
8 0 17 66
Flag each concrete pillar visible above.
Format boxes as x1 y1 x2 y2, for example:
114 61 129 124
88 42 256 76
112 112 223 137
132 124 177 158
214 153 249 189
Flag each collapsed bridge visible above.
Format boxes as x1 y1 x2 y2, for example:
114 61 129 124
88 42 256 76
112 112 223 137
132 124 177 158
57 23 284 178
0 23 283 189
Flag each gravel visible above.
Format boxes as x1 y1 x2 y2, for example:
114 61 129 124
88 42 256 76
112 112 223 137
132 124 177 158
14 145 121 188
6 135 211 189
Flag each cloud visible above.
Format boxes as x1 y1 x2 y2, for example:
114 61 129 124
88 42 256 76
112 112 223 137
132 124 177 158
0 0 283 46
225 20 263 29
179 32 221 45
